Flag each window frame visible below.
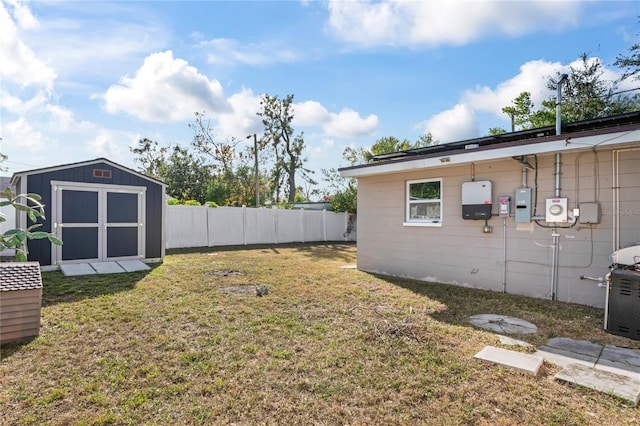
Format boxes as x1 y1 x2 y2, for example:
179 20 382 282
404 178 443 227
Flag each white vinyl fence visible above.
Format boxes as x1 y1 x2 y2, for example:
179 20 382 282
166 205 356 249
0 198 16 257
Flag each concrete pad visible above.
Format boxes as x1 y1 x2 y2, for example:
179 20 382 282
117 260 151 272
555 363 640 406
535 338 603 369
474 346 543 376
596 345 640 379
469 314 537 334
90 262 126 274
498 335 534 348
60 263 97 276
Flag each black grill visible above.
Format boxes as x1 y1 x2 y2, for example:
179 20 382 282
606 269 640 340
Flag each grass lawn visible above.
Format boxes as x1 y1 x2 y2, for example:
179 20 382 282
2 243 640 425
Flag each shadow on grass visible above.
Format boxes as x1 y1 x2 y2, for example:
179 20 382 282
41 268 152 307
0 336 37 361
168 241 357 263
368 273 625 347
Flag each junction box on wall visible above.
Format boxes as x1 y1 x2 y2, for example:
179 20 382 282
515 188 532 223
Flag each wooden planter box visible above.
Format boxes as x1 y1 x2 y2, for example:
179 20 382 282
1 262 43 344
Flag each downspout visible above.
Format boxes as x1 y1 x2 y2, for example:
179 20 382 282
551 153 561 300
551 74 567 301
502 216 507 293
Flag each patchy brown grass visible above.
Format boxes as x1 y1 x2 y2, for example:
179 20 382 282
1 242 639 425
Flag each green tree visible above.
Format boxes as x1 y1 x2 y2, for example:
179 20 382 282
321 147 360 213
0 189 62 261
502 92 535 131
130 140 211 204
258 94 310 203
189 111 238 175
487 127 507 135
130 138 168 178
494 53 640 134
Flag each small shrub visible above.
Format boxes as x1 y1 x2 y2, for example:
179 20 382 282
205 201 218 207
184 200 201 206
167 198 181 205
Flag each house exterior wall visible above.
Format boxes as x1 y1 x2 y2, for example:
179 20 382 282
15 161 164 265
356 147 640 308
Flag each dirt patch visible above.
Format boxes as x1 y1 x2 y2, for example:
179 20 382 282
208 269 244 277
218 285 268 296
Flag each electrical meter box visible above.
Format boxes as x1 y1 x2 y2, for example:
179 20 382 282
545 197 568 223
462 180 492 220
515 188 532 223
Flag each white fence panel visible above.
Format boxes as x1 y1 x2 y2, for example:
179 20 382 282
209 207 244 246
166 205 209 248
325 211 347 241
166 205 356 249
304 210 324 242
277 209 303 243
245 208 276 245
0 201 16 256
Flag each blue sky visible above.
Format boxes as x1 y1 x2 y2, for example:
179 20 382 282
1 0 638 195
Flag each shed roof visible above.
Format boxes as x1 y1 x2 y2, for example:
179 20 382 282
0 262 43 291
340 111 640 178
10 158 166 187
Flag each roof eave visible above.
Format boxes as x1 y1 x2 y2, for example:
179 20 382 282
340 127 640 178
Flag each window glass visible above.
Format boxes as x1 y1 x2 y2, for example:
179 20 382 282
406 179 442 223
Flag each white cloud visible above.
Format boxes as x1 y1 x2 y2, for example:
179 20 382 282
294 101 330 126
462 60 564 116
216 88 263 138
0 88 48 114
101 51 231 122
324 108 379 138
87 129 122 158
202 38 300 66
0 1 56 90
6 0 39 29
4 117 46 152
293 102 378 138
326 1 581 47
423 104 477 143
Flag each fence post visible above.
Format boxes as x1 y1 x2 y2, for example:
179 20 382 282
323 209 327 242
242 205 247 245
300 209 305 243
273 206 279 244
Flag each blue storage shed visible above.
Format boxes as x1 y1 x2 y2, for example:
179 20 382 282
11 158 166 268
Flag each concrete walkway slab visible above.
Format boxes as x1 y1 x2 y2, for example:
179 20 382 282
597 345 640 379
474 346 543 376
534 337 603 369
90 262 126 274
555 363 640 406
60 263 97 276
117 260 151 272
469 314 537 334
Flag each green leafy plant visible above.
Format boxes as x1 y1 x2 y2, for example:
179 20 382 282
0 187 62 261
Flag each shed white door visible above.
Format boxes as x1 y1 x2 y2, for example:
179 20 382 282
52 182 146 264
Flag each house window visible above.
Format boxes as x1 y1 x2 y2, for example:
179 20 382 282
405 178 442 226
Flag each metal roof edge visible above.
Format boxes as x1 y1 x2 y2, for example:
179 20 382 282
340 126 640 178
10 158 167 188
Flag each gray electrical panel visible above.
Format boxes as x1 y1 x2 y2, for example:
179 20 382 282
461 180 492 220
515 187 532 223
